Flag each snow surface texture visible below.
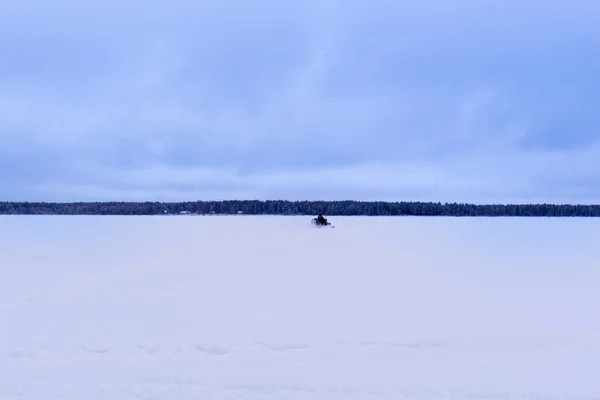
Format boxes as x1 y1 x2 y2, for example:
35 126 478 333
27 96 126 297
1 215 600 400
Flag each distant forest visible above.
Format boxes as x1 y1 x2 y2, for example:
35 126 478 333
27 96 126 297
1 200 600 217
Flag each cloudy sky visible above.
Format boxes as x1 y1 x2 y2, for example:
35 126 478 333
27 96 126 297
1 0 599 203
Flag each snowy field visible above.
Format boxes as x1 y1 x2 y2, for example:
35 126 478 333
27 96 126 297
1 215 600 400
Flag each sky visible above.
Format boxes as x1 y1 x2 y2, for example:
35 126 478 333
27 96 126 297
1 0 599 203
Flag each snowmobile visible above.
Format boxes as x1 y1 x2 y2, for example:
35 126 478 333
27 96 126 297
311 214 334 228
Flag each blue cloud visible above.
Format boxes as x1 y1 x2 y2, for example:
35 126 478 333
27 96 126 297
1 0 600 202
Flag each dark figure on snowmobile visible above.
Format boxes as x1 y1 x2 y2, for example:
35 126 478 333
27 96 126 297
316 213 328 225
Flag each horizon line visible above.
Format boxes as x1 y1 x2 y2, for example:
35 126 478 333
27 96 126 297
2 199 600 207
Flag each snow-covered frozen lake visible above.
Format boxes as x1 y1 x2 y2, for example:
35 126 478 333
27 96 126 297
1 215 600 399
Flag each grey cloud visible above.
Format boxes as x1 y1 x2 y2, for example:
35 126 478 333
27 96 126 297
2 0 600 201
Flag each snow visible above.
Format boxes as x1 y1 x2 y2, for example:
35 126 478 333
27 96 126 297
1 215 600 399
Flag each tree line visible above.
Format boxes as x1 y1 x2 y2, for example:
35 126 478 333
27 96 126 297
1 200 600 217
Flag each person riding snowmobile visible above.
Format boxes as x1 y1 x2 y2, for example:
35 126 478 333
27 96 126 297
316 213 328 225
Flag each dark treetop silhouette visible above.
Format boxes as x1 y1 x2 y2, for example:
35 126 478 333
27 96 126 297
1 200 599 217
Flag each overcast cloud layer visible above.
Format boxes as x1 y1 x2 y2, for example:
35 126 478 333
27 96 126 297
1 0 599 203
